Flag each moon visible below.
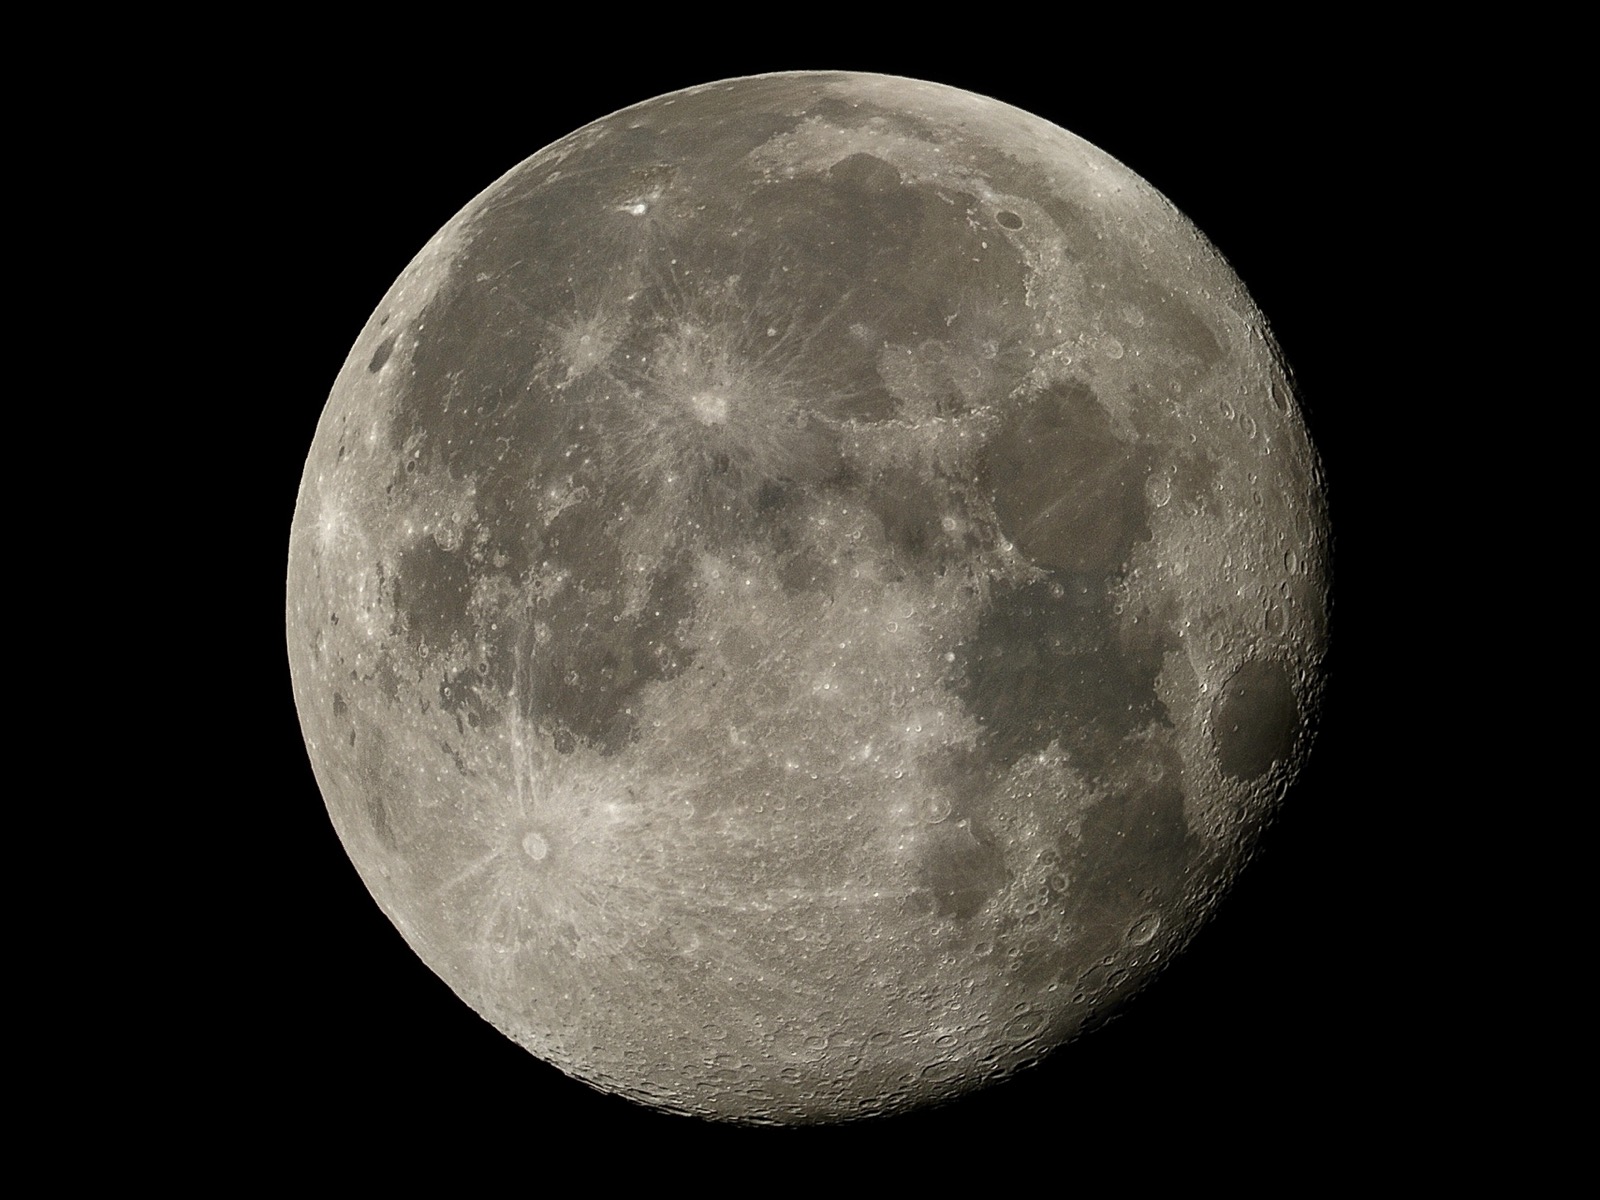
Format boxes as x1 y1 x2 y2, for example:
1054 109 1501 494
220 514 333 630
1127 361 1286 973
286 71 1330 1125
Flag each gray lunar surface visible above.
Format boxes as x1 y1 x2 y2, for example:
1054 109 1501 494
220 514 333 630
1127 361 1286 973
286 71 1330 1124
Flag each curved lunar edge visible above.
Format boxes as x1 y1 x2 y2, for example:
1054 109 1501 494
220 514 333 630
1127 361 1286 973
286 71 1330 1125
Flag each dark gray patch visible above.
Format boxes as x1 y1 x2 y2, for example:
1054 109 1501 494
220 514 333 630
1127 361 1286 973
867 467 948 565
365 789 393 846
393 538 474 653
776 545 828 594
368 334 396 374
986 381 1153 575
919 820 1008 920
1104 274 1225 379
442 741 470 775
755 479 791 518
356 727 396 848
1212 657 1299 780
388 189 599 486
1031 194 1105 264
738 170 927 295
1141 287 1224 375
1068 755 1192 957
439 665 496 731
995 210 1023 230
954 573 1168 774
1118 590 1180 700
739 173 1031 357
331 691 347 717
828 152 903 194
373 651 401 703
515 560 695 754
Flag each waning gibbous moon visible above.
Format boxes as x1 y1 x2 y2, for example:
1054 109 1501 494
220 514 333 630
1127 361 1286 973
286 71 1330 1125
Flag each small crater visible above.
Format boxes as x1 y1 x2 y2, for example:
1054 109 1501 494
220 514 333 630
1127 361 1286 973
522 830 549 861
1003 1009 1047 1042
433 521 462 552
1126 913 1161 946
995 210 1023 230
1264 601 1286 635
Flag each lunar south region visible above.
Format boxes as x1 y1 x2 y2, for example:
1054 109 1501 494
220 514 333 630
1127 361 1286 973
287 71 1330 1124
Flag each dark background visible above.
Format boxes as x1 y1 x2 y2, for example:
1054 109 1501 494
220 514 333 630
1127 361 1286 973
238 45 1392 1167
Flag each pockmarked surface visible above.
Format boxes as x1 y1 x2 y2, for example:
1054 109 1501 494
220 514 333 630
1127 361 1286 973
287 72 1329 1124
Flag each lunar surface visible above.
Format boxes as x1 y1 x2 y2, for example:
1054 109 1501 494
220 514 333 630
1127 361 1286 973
286 71 1330 1124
